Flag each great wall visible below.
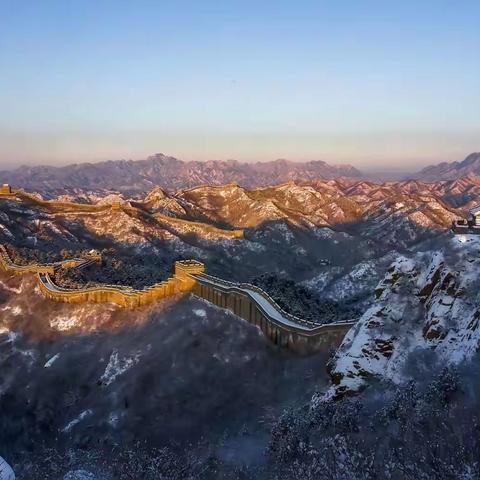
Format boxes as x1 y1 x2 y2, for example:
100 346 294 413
0 184 355 351
0 244 204 308
0 183 243 239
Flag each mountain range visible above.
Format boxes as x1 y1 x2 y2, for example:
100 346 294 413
2 152 480 198
0 176 469 317
414 152 480 181
0 154 362 197
1 174 480 477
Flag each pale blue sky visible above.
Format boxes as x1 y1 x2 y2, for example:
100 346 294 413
1 0 479 169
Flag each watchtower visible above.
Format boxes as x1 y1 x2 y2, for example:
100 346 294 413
468 205 480 226
0 184 12 195
174 260 205 290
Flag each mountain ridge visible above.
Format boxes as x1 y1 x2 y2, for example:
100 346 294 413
0 153 363 196
411 152 480 181
3 152 480 195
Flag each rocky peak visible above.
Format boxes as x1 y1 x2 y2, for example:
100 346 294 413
144 186 168 202
459 152 480 168
326 235 480 400
414 152 480 181
95 193 127 206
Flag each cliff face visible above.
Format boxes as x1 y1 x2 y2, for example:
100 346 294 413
326 235 480 399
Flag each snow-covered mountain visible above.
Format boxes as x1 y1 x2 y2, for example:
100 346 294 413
2 178 480 478
0 154 363 196
326 234 480 399
3 152 480 199
0 178 462 291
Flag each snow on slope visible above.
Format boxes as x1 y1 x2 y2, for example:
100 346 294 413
325 234 480 399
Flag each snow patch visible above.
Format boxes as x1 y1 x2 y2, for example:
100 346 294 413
0 281 23 294
108 411 120 428
62 409 93 433
44 353 60 368
99 350 142 386
49 313 81 331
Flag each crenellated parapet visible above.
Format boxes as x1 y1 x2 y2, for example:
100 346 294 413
0 187 245 239
0 245 102 275
0 244 56 275
0 187 128 213
0 241 353 351
174 260 205 290
190 272 355 352
0 243 204 308
36 271 187 308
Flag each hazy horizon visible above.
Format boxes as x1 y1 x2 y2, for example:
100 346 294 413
1 1 479 169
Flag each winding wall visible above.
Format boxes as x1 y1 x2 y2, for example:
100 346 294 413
0 244 205 308
0 186 243 239
0 185 354 349
191 273 355 352
0 243 354 350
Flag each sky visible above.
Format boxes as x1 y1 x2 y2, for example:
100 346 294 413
0 0 479 171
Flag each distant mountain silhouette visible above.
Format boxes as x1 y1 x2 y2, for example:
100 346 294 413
411 152 480 181
0 154 363 195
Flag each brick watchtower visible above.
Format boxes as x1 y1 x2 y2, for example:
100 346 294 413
0 184 12 195
174 260 205 290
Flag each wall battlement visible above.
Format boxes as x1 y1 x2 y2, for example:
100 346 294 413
0 184 15 197
191 273 355 352
0 243 353 350
0 184 12 195
0 244 205 308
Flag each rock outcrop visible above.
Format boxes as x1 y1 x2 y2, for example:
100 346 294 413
326 235 480 399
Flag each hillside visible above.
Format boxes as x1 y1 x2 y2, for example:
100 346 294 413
0 178 462 292
326 235 480 399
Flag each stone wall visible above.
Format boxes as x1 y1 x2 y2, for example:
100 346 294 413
1 241 352 351
1 187 244 238
37 272 186 308
0 184 12 195
0 187 352 350
192 277 354 353
0 244 205 308
0 245 56 275
35 261 205 308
